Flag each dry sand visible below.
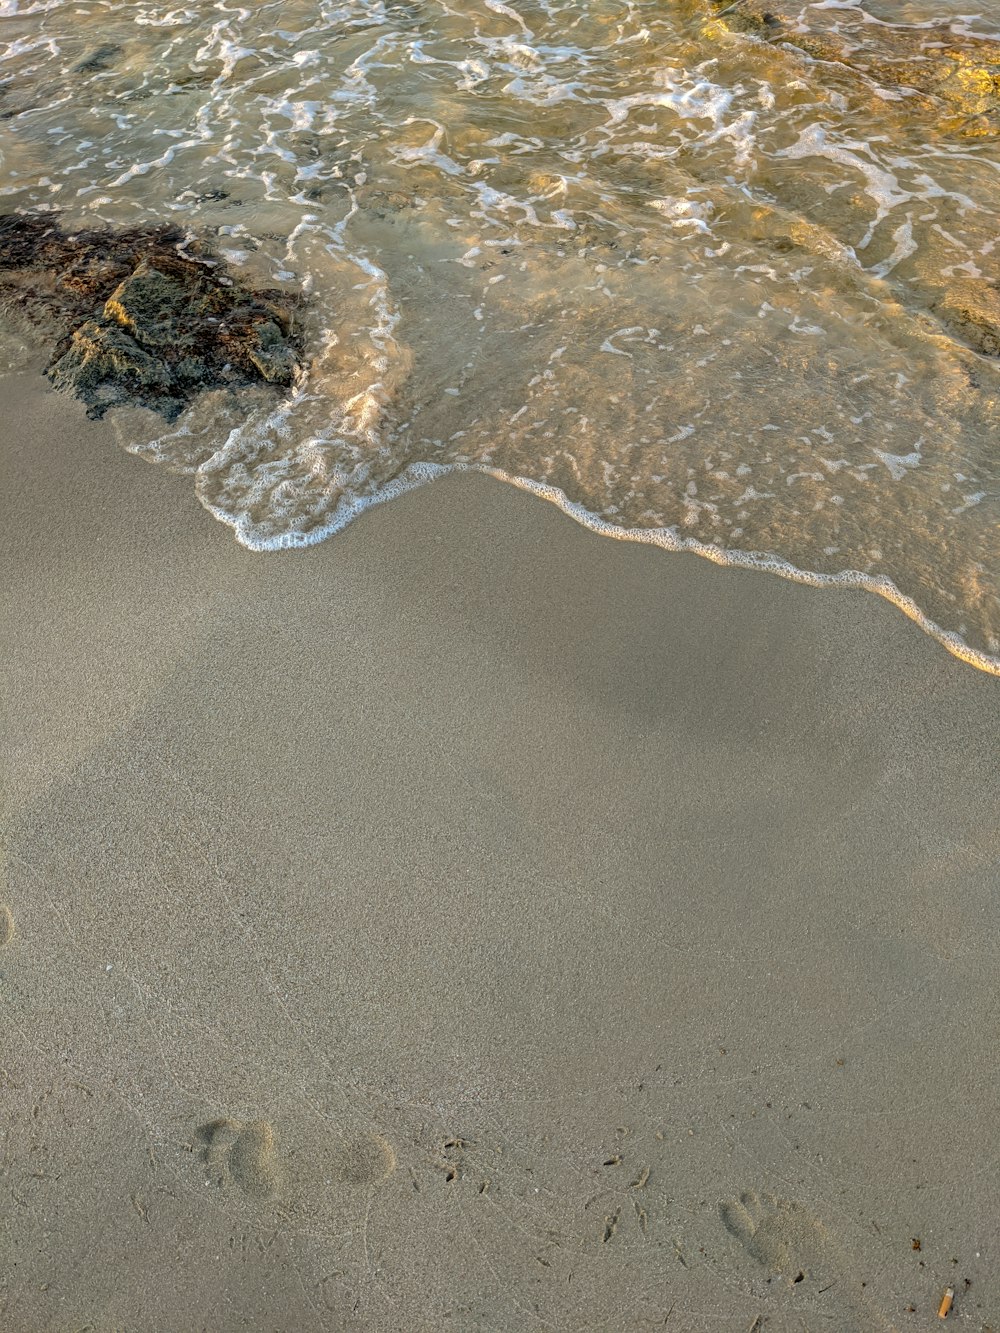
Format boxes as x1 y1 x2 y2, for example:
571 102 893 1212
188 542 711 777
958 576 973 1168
1 365 999 1332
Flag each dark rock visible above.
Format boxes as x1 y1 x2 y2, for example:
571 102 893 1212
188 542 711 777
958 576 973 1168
103 260 198 348
73 44 124 75
48 319 177 413
245 319 299 383
0 214 305 418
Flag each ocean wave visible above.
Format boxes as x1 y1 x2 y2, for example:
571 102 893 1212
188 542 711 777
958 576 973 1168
1 0 997 667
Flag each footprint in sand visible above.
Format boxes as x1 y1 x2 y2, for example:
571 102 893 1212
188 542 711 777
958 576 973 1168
719 1190 832 1282
0 904 14 947
198 1118 279 1200
196 1117 396 1206
718 1190 894 1331
338 1131 397 1187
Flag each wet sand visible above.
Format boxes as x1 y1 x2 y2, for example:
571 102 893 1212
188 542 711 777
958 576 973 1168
1 366 999 1331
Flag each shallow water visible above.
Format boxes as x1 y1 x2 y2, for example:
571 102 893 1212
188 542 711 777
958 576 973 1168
1 0 998 668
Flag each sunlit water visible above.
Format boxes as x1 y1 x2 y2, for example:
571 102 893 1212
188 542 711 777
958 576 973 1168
1 0 998 669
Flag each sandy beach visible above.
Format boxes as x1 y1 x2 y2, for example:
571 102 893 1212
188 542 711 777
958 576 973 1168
2 364 999 1331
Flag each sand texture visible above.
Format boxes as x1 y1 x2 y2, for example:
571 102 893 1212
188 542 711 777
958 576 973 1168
2 367 999 1331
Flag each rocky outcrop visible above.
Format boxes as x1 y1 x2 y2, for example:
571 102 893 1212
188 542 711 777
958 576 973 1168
0 215 303 418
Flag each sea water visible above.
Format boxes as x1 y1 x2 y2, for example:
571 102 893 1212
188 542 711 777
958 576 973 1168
1 0 998 669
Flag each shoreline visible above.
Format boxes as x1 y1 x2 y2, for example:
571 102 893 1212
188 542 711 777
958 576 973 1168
2 369 1000 1331
103 373 1000 679
202 454 1000 676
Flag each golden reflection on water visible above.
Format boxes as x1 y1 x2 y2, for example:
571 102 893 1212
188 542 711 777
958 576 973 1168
0 0 997 665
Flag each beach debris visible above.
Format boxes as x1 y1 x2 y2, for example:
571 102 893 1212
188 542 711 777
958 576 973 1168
938 1285 955 1318
0 213 304 419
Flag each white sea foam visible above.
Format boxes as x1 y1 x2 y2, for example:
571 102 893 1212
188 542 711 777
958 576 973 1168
193 447 1000 677
0 0 997 669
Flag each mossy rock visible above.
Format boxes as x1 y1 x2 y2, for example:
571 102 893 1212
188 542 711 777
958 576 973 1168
245 318 298 383
103 260 200 349
0 214 305 418
48 319 178 414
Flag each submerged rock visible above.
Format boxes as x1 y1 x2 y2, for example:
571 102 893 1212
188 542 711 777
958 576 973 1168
708 0 1000 137
72 44 124 75
244 318 299 384
933 283 1000 360
0 214 304 419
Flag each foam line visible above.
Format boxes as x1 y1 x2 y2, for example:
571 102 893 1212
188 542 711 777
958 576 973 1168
196 459 1000 679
